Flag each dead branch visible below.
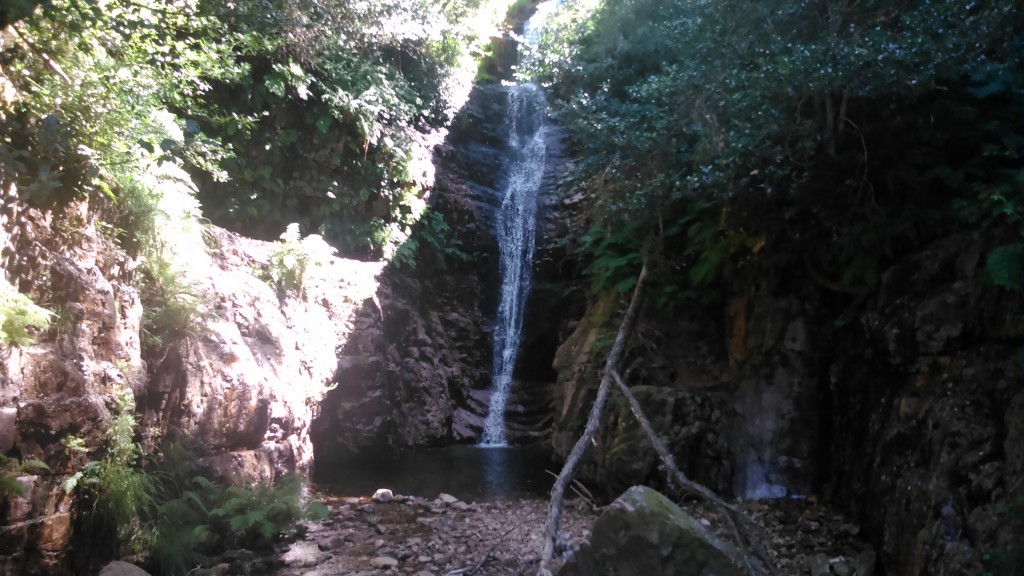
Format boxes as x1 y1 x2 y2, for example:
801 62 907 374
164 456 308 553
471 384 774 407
537 262 649 576
609 370 778 576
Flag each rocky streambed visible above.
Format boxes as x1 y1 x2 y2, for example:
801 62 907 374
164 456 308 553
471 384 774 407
184 489 876 576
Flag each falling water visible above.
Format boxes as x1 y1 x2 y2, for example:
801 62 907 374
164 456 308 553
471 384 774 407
480 85 547 446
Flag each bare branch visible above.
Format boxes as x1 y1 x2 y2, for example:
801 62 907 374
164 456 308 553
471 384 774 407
537 261 649 576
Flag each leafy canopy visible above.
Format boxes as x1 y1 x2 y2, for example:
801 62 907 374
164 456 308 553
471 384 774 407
532 0 1023 297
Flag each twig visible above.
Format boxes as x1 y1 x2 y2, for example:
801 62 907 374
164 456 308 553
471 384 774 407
543 470 598 511
537 262 649 576
610 370 778 576
10 23 71 84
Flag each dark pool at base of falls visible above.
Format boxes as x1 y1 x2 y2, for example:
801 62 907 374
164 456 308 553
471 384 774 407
312 445 558 501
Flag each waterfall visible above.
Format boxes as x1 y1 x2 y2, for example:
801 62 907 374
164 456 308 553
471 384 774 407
480 2 558 446
480 85 547 446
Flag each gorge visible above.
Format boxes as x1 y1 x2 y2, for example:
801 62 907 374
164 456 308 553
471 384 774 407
1 1 1022 575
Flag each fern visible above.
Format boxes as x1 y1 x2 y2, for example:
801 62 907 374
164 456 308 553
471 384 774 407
150 472 327 574
267 223 338 297
0 277 53 346
0 454 51 499
985 244 1023 291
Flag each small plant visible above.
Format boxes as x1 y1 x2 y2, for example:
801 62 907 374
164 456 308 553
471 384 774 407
0 277 53 346
0 454 50 499
64 387 164 555
137 252 204 359
985 243 1023 291
391 209 470 271
266 223 337 297
150 473 328 575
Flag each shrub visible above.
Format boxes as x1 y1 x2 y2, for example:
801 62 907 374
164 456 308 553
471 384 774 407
151 474 328 575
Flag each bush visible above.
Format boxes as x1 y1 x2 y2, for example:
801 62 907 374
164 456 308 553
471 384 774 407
151 474 328 575
532 0 1023 297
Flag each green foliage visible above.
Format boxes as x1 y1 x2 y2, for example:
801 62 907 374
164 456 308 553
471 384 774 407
0 277 53 346
176 0 513 257
64 387 164 556
985 244 1023 291
0 454 49 499
534 0 1024 299
151 474 328 575
579 224 643 293
3 0 516 267
137 252 203 359
62 391 327 572
267 223 337 297
1 0 243 210
391 209 471 271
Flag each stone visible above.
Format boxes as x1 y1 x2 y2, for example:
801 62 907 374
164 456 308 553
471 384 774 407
806 554 831 576
372 488 394 503
370 556 399 568
438 493 459 504
0 407 16 452
852 549 876 575
36 513 71 552
559 486 747 576
99 561 152 576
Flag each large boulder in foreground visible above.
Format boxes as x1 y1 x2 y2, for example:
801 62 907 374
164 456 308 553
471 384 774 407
560 486 747 576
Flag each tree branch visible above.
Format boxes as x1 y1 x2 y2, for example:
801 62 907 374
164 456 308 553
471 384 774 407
10 23 70 84
537 261 649 576
609 370 778 576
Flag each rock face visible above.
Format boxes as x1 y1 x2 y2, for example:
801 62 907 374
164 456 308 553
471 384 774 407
0 166 385 573
827 233 1024 576
550 228 1023 574
311 82 572 460
559 485 747 576
309 162 493 460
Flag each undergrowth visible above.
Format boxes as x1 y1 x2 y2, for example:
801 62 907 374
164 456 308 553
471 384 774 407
0 277 53 347
63 389 327 574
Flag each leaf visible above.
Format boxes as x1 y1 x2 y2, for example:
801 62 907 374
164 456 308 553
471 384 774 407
315 115 333 133
985 244 1023 290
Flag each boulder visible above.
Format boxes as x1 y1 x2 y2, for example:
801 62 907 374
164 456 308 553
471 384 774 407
559 486 747 576
99 561 152 576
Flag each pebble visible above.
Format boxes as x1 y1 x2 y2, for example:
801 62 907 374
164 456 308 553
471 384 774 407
370 556 399 568
372 488 394 503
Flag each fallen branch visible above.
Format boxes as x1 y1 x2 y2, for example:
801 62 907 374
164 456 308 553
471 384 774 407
610 370 778 576
537 262 649 576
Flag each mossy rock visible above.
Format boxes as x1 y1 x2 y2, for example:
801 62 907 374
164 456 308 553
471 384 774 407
560 486 747 576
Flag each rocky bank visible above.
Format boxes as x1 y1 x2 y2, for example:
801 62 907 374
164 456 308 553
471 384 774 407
548 215 1024 574
0 162 392 573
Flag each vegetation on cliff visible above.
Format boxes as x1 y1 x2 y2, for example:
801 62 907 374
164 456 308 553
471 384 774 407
530 0 1022 305
1 1 517 572
1 0 516 259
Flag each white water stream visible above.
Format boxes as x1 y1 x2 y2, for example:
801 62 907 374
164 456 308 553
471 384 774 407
480 3 556 446
480 85 547 446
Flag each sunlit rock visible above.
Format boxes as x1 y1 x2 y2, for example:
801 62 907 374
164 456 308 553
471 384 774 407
373 488 394 503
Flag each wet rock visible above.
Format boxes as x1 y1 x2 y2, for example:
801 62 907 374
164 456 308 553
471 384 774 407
373 488 394 503
560 486 747 576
